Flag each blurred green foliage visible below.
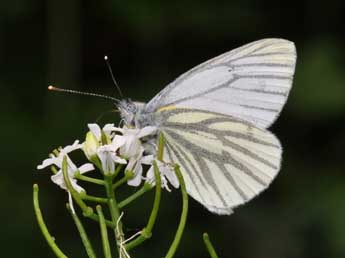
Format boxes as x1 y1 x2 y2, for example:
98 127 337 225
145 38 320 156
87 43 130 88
0 0 345 258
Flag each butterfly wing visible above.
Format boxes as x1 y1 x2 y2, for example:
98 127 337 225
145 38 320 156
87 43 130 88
158 108 281 214
146 38 296 128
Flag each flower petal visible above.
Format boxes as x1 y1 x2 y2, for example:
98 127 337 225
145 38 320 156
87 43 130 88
141 155 154 165
71 179 85 193
125 157 137 172
163 168 179 189
102 124 115 135
98 149 115 173
62 140 82 154
66 157 79 175
137 126 157 138
112 135 126 150
51 172 67 190
146 166 154 184
78 163 95 174
112 156 127 164
127 162 143 186
88 124 101 140
157 161 179 189
112 127 124 134
37 156 60 170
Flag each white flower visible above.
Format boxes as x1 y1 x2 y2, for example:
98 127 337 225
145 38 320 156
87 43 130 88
37 140 94 193
83 123 129 174
146 160 179 191
83 123 118 158
88 123 117 140
116 126 157 158
126 151 153 186
97 135 127 174
112 126 157 186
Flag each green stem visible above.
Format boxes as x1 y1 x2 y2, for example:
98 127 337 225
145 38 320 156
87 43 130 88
96 206 112 258
104 175 125 254
33 184 68 258
118 183 153 209
125 133 165 250
203 233 219 258
74 173 105 185
125 161 162 251
82 194 108 204
62 156 93 217
112 164 125 180
66 204 97 258
87 213 115 228
112 171 134 190
165 165 189 258
51 165 58 174
144 161 162 233
157 133 165 161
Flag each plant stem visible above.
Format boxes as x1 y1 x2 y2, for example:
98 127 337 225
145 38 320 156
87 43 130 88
66 204 97 258
104 175 125 255
165 165 189 258
157 133 165 161
87 213 115 228
82 194 108 204
118 183 153 209
74 173 105 185
97 205 112 258
112 164 124 180
112 171 134 190
125 133 165 250
144 161 162 233
33 184 68 258
203 233 219 258
125 161 162 251
62 156 93 216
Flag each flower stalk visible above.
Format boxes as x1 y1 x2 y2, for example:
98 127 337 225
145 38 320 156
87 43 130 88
67 204 97 258
33 184 68 258
104 174 125 256
125 160 162 251
61 156 93 216
74 172 105 185
203 233 219 258
165 165 189 258
97 205 112 258
118 183 153 209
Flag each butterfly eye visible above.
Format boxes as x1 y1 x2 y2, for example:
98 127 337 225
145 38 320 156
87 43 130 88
128 102 137 113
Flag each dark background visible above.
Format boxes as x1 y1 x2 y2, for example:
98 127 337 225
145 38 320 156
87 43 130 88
1 1 345 258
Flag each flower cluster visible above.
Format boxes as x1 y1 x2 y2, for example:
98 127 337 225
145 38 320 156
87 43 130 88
37 123 179 203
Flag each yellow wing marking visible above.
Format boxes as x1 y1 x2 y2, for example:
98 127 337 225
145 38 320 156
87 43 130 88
157 105 177 112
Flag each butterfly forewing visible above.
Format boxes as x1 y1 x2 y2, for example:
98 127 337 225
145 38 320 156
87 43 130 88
146 38 296 128
158 108 282 214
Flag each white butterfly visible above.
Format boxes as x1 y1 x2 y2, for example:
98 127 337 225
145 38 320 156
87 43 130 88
118 38 296 215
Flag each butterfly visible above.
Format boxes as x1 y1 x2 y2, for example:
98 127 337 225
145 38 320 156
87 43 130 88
117 38 296 215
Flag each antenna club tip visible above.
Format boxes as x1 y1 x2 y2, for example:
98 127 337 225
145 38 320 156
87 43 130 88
104 55 108 60
48 85 55 90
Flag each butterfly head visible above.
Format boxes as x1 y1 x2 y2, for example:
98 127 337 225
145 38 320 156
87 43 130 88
117 99 157 130
117 99 138 127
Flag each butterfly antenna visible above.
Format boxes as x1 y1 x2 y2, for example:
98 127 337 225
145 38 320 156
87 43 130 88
104 55 123 98
95 109 120 123
48 85 120 103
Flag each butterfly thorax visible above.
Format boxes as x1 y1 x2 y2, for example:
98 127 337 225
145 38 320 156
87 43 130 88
117 99 158 129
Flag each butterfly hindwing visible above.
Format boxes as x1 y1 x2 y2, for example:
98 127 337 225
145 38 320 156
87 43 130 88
158 108 282 214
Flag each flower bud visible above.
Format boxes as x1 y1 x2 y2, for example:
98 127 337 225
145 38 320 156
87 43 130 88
83 131 100 162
